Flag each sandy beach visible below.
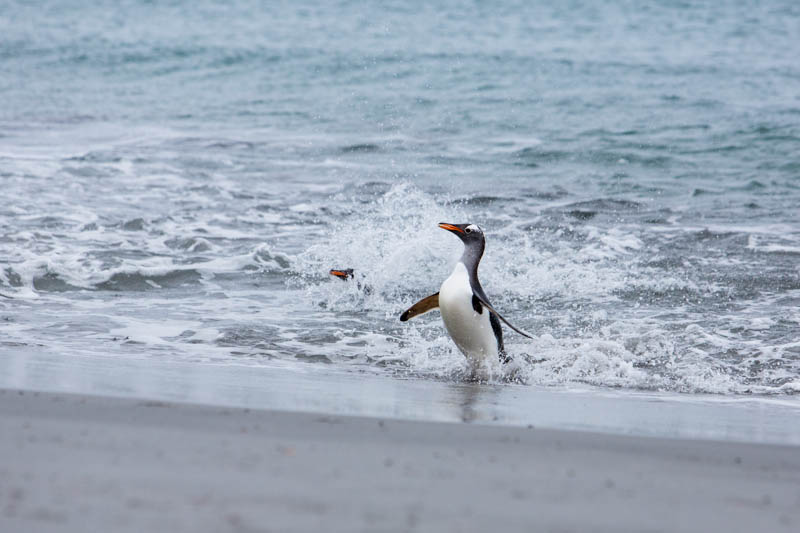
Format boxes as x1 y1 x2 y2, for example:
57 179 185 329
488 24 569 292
2 387 798 533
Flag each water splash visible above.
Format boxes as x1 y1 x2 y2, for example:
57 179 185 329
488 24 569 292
288 183 800 395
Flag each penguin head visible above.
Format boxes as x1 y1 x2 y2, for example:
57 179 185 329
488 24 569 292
329 268 354 281
438 222 484 246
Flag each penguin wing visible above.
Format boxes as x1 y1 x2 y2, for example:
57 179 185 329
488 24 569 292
472 294 533 339
399 293 440 322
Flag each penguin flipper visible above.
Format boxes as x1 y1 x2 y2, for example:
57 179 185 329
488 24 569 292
472 294 533 339
399 293 440 322
489 312 511 363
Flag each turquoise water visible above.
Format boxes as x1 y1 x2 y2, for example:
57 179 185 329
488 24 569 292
1 1 799 394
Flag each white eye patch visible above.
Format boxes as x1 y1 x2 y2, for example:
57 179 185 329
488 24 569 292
466 224 481 233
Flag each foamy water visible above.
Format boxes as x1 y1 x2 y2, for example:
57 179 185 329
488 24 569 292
1 0 799 397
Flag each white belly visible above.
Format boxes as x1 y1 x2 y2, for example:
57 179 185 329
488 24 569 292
438 262 498 363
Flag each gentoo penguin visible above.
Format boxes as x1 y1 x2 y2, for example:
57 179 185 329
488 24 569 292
329 268 372 294
400 223 531 365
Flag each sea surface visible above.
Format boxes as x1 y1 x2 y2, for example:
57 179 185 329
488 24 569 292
1 0 800 398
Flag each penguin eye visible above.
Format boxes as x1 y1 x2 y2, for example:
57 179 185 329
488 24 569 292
465 228 472 234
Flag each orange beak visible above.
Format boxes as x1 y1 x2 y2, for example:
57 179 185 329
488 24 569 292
438 223 464 233
329 269 352 280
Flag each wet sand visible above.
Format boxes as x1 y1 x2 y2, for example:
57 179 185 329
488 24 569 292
4 350 800 445
1 388 799 533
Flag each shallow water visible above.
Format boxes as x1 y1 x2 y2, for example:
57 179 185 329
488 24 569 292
5 350 800 445
1 0 799 396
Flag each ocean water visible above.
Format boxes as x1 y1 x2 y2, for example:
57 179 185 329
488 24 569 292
1 0 799 397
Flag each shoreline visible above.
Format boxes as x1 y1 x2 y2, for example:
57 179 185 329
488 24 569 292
2 387 800 532
2 349 800 446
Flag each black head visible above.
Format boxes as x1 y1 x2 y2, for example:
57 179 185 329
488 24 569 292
439 222 486 273
438 222 485 246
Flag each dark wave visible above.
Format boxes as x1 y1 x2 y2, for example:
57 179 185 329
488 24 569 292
32 272 83 293
512 147 673 168
95 269 202 291
564 198 643 213
340 143 381 153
